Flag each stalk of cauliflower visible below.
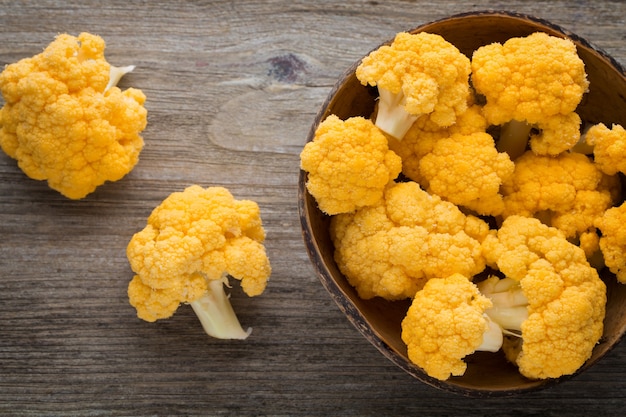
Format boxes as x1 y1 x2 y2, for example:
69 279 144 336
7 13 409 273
481 216 606 379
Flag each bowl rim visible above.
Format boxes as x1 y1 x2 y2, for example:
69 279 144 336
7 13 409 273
298 9 626 397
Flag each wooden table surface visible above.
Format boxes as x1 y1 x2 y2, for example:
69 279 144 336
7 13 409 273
1 1 625 415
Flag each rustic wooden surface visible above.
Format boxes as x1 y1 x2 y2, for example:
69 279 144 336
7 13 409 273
1 1 625 415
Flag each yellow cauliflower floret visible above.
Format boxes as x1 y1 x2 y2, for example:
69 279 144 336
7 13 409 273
471 32 588 156
483 215 606 379
585 123 626 176
300 115 401 215
418 131 514 216
127 185 271 339
596 202 626 283
388 103 488 184
401 273 496 381
0 32 147 199
330 181 488 300
356 32 471 140
502 151 621 257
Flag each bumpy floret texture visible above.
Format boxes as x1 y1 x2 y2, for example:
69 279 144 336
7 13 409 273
418 131 514 216
401 273 493 380
471 32 588 155
596 202 626 283
388 103 488 185
330 181 488 300
356 31 471 131
303 30 625 382
0 32 147 199
501 151 621 257
483 216 606 379
127 185 271 322
585 123 626 176
300 115 401 215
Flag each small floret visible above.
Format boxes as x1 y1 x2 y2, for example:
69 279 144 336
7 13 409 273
482 216 606 379
300 115 402 215
418 131 514 216
596 202 626 283
471 32 589 157
330 181 488 300
356 32 471 140
501 151 621 257
388 103 488 185
0 32 147 199
401 273 498 381
583 123 626 176
127 185 271 339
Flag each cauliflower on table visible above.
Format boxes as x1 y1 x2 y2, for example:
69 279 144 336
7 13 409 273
127 185 271 340
0 32 147 199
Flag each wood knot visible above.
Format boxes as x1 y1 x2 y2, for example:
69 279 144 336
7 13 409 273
267 53 307 83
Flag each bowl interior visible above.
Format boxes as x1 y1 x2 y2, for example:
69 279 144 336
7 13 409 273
299 11 626 396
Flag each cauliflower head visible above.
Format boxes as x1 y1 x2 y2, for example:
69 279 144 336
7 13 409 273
585 123 626 176
418 131 514 216
471 32 588 156
388 103 488 185
596 202 626 283
300 115 401 215
483 215 606 379
127 185 271 338
401 273 496 381
501 151 621 257
0 32 147 199
330 181 488 300
356 32 471 139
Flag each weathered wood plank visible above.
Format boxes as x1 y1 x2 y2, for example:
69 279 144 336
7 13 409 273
0 1 625 415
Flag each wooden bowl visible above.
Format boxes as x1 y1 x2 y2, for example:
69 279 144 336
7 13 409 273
298 11 626 397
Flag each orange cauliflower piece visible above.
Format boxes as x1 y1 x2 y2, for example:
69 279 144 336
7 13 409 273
501 151 621 257
471 32 588 157
482 215 606 379
596 202 626 283
388 103 488 184
127 185 271 339
401 273 499 381
300 115 401 215
330 181 488 300
0 32 147 199
584 123 626 176
356 32 471 140
418 131 514 216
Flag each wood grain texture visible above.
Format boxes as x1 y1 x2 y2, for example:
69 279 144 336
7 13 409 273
0 1 625 415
